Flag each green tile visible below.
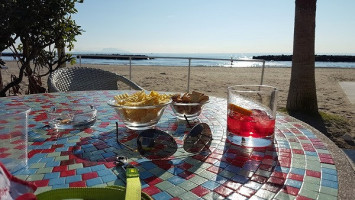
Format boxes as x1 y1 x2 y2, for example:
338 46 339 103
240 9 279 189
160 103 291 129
199 163 212 169
255 169 271 177
54 155 69 161
237 169 254 178
274 191 295 200
158 172 174 180
255 189 277 199
317 193 337 200
34 186 52 195
30 162 46 168
37 167 53 174
155 181 175 190
189 176 208 185
184 157 201 165
218 170 235 179
177 181 198 191
306 156 320 161
321 163 336 170
188 166 207 174
15 175 28 180
302 182 321 191
304 176 320 184
199 170 217 179
293 162 306 169
293 154 305 160
166 186 187 197
46 152 61 157
178 191 200 200
320 186 338 196
68 138 80 143
149 167 165 176
299 188 319 199
68 163 83 170
317 149 330 154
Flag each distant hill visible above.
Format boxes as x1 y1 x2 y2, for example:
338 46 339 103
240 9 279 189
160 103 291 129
253 55 355 62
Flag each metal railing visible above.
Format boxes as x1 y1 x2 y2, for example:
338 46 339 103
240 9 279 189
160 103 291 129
77 55 266 92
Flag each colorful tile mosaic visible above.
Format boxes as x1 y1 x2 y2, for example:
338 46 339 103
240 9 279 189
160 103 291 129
0 91 339 199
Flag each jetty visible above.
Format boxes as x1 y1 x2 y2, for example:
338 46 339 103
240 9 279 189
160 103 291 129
253 55 355 62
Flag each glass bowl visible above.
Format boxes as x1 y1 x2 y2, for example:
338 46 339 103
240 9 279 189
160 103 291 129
171 101 209 120
47 105 97 129
107 99 171 130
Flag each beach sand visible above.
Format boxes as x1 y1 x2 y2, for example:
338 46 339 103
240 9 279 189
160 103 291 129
2 61 355 148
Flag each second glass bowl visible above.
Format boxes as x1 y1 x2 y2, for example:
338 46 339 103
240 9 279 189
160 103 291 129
171 101 209 120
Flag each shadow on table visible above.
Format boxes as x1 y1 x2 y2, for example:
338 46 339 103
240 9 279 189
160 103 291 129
288 111 330 137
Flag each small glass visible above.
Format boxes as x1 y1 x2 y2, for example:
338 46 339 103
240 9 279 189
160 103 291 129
227 85 278 147
0 106 31 173
47 105 97 129
171 101 209 120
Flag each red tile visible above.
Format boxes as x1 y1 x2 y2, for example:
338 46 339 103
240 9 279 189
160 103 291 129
236 186 256 198
207 166 221 174
60 169 76 177
178 171 195 180
52 165 67 172
144 176 163 185
223 181 242 190
214 185 234 197
320 157 334 164
259 164 273 171
288 173 304 182
295 195 314 200
271 171 287 179
251 175 268 184
69 181 86 187
268 177 285 185
282 186 300 196
262 183 283 193
82 172 98 180
306 170 321 178
292 149 304 155
177 162 193 170
32 179 49 187
191 186 210 197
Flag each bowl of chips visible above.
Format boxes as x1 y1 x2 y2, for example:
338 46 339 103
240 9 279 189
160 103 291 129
171 91 209 120
107 90 172 130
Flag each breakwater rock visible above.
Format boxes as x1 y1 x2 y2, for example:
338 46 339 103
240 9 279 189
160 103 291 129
253 55 355 62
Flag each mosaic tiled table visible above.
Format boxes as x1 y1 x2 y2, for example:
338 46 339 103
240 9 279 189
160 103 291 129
0 91 339 200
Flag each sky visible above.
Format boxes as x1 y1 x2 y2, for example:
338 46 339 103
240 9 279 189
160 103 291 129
71 0 355 54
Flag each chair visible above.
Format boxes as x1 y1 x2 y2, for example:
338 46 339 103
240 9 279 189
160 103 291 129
48 67 143 92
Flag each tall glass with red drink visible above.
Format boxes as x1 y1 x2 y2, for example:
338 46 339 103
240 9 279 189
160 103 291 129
227 85 277 147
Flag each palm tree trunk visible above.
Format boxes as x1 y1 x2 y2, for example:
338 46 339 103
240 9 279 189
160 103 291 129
287 0 318 114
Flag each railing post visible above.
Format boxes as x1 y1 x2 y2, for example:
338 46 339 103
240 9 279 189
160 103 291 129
260 60 265 85
79 55 82 67
129 57 132 80
187 58 191 93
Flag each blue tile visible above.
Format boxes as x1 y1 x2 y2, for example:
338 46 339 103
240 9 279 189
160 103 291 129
44 172 60 179
65 175 82 183
152 192 172 200
55 147 69 152
225 165 242 173
40 157 55 163
231 174 249 184
290 168 305 175
285 179 303 188
12 168 37 176
76 167 92 175
52 184 69 189
97 169 114 177
101 174 117 183
305 151 318 156
102 152 115 158
202 180 221 190
168 167 184 175
322 168 337 176
322 173 338 182
274 166 290 173
140 162 157 170
91 164 106 171
86 177 103 187
45 161 60 167
214 175 228 184
139 171 154 179
49 177 66 186
321 179 338 189
167 176 185 185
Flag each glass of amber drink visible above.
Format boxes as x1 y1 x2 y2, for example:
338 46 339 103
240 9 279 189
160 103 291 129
227 85 278 147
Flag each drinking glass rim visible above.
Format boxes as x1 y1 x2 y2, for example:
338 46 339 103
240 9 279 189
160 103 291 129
227 85 278 92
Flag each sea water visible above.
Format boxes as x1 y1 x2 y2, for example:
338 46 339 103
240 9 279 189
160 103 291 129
2 53 355 68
